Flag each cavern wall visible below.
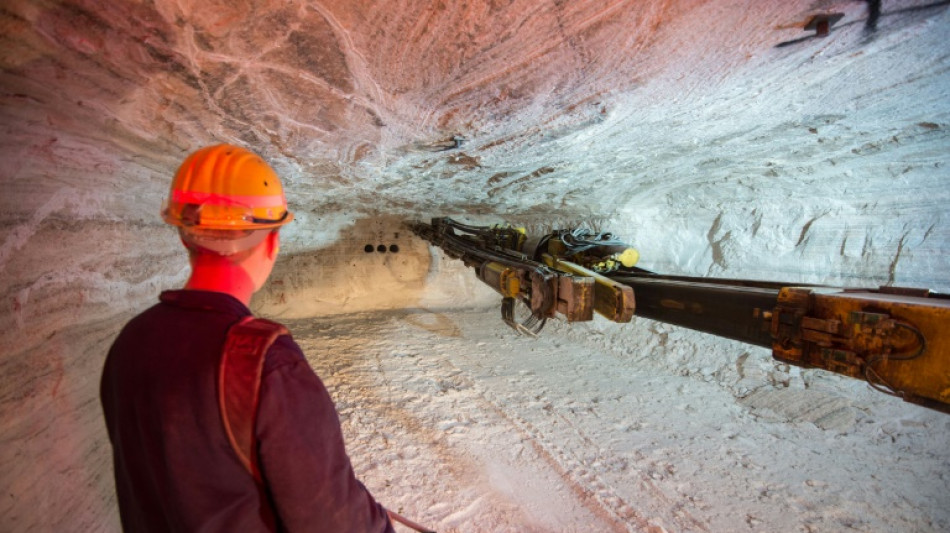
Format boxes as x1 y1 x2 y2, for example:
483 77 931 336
1 0 949 530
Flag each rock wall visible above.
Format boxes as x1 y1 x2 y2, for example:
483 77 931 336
252 216 500 318
1 0 948 530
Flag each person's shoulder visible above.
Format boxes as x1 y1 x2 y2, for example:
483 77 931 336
114 300 167 337
263 328 306 371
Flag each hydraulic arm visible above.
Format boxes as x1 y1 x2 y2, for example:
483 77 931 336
412 218 950 414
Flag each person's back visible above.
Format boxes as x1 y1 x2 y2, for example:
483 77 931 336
100 145 394 532
103 290 276 530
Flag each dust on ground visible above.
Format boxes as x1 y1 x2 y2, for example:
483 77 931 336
289 307 950 533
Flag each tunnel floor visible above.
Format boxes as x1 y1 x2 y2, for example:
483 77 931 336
288 309 949 533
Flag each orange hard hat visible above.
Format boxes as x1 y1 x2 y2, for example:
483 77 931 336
162 144 293 230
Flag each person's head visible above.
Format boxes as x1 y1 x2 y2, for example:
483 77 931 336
179 227 280 292
162 144 293 293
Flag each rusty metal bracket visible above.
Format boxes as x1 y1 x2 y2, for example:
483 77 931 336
543 255 633 322
804 12 845 37
769 286 947 412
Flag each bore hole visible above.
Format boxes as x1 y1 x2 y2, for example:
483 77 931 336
376 244 387 253
364 244 374 253
389 244 400 253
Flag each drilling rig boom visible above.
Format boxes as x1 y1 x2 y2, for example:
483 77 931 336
412 218 950 414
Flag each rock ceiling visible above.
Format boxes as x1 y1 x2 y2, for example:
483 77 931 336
1 0 948 279
3 0 944 222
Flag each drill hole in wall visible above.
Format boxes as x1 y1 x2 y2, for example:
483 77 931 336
389 244 399 253
364 244 374 253
377 244 387 253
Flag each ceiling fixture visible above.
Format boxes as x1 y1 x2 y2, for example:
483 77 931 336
804 12 845 37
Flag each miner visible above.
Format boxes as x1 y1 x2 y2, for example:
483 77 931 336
100 144 394 532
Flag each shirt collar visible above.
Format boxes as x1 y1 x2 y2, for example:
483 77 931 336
159 289 252 318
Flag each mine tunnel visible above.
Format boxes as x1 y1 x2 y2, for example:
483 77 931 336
2 1 949 531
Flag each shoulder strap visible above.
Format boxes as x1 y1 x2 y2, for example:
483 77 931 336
218 315 288 484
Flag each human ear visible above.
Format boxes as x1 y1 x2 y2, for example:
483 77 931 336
268 230 280 260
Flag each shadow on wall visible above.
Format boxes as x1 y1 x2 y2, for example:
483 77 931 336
251 216 432 318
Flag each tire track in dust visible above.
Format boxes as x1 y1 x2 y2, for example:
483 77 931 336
430 325 713 533
547 409 711 533
421 350 668 533
298 313 711 531
296 318 533 531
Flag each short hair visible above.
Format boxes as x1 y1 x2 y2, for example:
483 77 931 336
179 227 273 258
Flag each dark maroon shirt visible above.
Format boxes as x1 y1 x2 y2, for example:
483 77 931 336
101 290 393 532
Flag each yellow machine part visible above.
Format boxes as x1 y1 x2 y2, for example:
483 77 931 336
542 256 635 323
616 248 639 268
478 262 521 298
772 288 950 414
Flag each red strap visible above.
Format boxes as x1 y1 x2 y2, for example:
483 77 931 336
218 316 288 483
388 510 438 533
